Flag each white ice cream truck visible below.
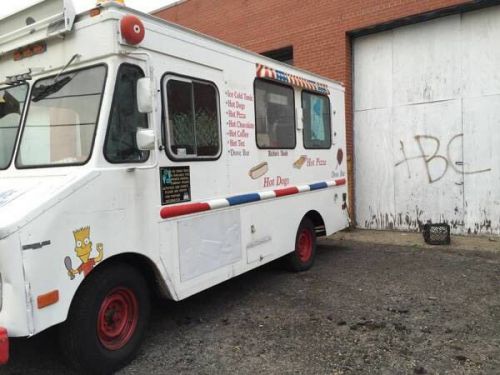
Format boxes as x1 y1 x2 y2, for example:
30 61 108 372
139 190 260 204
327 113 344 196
0 0 349 372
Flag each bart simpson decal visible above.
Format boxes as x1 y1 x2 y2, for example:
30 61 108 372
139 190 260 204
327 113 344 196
64 227 104 279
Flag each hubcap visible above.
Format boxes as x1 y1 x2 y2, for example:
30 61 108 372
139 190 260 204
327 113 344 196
297 229 313 263
97 287 138 351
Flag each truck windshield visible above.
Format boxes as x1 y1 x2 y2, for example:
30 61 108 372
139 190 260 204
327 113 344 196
16 65 107 168
0 84 28 169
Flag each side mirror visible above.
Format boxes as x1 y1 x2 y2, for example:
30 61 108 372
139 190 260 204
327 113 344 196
136 128 156 150
137 77 153 113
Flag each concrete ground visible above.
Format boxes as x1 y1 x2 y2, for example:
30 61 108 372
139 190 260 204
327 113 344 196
3 229 500 374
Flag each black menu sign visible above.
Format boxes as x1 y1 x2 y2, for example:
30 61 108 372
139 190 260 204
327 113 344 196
160 166 191 205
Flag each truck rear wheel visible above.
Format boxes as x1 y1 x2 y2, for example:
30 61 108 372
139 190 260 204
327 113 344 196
285 217 317 272
59 263 150 374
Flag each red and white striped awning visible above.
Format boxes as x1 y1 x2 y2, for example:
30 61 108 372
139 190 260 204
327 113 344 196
256 64 330 95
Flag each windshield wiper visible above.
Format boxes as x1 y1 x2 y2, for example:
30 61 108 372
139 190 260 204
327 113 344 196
32 76 72 102
32 54 81 102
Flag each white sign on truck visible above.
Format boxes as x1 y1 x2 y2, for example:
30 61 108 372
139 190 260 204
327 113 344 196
0 0 349 372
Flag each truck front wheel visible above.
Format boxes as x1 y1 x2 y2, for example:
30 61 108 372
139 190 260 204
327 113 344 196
59 262 150 374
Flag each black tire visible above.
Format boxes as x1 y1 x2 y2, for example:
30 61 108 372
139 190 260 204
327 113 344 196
285 217 317 272
59 262 151 374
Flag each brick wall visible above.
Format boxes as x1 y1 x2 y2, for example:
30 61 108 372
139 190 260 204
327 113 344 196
155 0 474 222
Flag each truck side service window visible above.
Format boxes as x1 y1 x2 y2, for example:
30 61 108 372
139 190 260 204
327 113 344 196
254 79 295 149
301 91 332 149
105 64 149 163
165 77 220 159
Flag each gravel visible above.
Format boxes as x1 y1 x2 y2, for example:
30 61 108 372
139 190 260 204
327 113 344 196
4 237 500 374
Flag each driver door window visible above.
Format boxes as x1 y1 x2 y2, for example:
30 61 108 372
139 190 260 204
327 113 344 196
104 64 149 163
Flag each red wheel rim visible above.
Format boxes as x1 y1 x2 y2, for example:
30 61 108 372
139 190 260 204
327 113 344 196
297 228 313 263
97 287 138 351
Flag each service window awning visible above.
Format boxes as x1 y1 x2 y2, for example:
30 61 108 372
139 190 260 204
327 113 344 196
256 64 330 95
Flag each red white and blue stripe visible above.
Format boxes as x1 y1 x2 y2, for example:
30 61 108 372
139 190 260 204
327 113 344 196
160 178 346 219
256 63 330 95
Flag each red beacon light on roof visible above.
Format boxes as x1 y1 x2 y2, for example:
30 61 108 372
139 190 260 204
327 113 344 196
120 15 145 45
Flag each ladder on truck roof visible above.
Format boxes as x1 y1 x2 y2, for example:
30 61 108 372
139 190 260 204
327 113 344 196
0 0 76 56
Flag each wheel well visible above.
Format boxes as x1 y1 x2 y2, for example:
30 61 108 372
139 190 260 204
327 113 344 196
304 210 326 237
97 253 173 300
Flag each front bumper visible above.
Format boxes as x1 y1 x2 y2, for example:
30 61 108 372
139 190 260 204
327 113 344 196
0 327 8 364
0 233 31 337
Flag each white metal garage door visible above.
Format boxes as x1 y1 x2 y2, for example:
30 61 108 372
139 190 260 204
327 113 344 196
353 7 500 235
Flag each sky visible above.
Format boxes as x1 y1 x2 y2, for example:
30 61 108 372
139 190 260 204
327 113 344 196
0 0 178 19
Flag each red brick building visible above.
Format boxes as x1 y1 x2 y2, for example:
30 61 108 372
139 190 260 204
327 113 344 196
155 0 500 232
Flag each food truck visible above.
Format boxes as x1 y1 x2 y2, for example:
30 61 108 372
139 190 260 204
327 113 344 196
0 0 349 372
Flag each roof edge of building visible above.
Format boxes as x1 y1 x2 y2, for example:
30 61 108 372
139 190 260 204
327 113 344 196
151 0 188 15
349 0 500 37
